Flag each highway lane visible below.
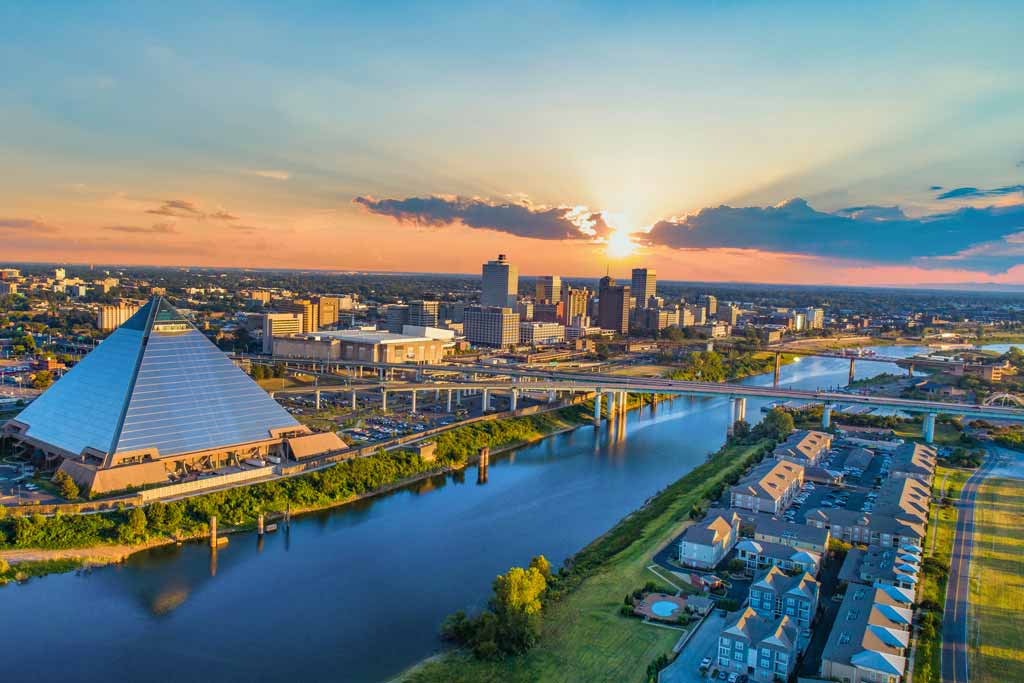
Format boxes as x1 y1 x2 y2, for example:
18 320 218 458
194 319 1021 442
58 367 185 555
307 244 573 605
941 452 1003 683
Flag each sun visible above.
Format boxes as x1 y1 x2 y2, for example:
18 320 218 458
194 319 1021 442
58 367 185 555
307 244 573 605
605 230 638 259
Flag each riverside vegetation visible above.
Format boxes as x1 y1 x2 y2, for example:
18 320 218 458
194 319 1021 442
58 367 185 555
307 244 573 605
0 404 595 556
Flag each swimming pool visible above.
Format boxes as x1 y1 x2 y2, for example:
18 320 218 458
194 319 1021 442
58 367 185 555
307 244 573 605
650 600 679 618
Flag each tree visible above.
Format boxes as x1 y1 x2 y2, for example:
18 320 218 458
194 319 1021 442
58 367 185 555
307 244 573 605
758 407 795 441
32 370 54 390
53 470 79 500
119 506 148 543
528 554 553 583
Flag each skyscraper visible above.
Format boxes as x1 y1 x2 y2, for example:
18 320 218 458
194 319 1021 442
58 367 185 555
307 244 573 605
481 254 518 308
598 276 630 334
408 300 441 328
630 268 656 308
561 286 591 325
535 275 561 304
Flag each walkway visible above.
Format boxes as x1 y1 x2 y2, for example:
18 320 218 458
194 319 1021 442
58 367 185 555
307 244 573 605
941 455 998 683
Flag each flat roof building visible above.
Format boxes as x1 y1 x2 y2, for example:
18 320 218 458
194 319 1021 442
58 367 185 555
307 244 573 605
271 329 446 364
464 305 519 348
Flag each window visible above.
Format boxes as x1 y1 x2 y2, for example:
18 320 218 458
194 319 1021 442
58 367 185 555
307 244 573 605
734 651 743 661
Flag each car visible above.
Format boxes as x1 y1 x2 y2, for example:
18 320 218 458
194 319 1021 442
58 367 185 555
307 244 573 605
700 657 712 669
717 671 728 681
728 674 740 683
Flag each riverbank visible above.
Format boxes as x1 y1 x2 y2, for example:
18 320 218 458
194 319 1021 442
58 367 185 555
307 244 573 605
0 402 602 574
399 434 776 683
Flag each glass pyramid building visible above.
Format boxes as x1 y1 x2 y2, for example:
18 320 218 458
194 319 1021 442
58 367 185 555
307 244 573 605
6 297 310 492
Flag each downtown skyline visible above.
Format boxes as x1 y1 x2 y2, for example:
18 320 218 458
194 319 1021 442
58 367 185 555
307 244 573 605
2 1 1024 285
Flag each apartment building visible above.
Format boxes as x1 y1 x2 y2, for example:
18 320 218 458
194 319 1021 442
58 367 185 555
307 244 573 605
677 509 741 569
717 608 800 683
730 460 805 515
748 565 820 628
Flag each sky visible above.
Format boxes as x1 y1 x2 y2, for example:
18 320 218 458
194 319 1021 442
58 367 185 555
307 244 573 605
2 1 1023 286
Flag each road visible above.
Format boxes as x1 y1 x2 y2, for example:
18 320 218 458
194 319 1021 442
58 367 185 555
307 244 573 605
659 611 725 683
941 453 1002 683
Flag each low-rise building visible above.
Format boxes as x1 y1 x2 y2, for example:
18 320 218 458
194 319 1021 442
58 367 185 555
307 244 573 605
820 584 912 683
519 321 565 345
753 518 831 553
889 443 937 483
730 460 805 515
717 607 800 682
271 329 446 364
838 545 921 591
677 509 741 569
749 565 820 627
735 539 822 575
773 430 832 467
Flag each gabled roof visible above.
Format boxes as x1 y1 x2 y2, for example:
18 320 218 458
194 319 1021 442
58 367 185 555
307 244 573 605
15 297 301 460
850 650 906 676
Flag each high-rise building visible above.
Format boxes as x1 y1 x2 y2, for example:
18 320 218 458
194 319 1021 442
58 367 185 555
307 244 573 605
5 297 324 494
535 275 561 304
517 299 534 322
384 304 410 333
97 301 142 331
481 254 518 308
534 301 563 323
597 276 630 334
720 303 741 326
408 300 440 328
263 313 304 353
314 296 344 328
683 304 707 326
630 268 656 308
803 307 825 330
54 268 66 281
561 286 591 325
699 294 718 317
642 306 679 331
464 305 520 348
278 299 318 333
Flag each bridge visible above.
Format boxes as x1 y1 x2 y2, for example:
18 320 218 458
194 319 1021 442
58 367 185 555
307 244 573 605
247 354 1024 443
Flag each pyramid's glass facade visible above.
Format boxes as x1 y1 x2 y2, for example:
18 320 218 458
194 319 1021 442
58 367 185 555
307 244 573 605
14 297 300 459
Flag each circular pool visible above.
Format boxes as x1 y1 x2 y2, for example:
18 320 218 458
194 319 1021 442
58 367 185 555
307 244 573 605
651 600 679 618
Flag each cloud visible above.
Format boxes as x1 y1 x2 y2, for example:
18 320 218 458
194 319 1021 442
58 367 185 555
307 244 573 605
644 198 1024 274
146 199 238 220
0 217 58 232
244 169 291 181
929 185 943 191
353 195 612 241
102 223 177 234
936 184 1024 200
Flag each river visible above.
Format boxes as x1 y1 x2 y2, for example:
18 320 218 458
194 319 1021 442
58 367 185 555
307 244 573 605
0 344 1014 681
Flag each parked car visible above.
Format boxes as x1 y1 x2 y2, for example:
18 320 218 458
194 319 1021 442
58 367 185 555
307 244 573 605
700 656 712 669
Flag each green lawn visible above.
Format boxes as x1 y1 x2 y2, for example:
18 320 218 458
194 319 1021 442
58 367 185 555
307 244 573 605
969 477 1024 683
402 439 773 683
894 421 962 445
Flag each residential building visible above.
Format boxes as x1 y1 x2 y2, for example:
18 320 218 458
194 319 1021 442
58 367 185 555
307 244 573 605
597 276 630 334
464 305 519 347
820 584 912 683
730 460 805 515
735 539 822 575
262 313 304 353
773 430 833 467
717 607 800 683
481 254 518 308
535 275 561 303
889 443 937 483
97 301 143 331
271 330 446 364
752 518 830 553
804 307 825 329
677 509 740 569
749 565 820 627
838 545 921 591
519 321 565 345
630 268 656 308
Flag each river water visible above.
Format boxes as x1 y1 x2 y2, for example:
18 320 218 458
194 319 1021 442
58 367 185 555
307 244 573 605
0 344 1013 681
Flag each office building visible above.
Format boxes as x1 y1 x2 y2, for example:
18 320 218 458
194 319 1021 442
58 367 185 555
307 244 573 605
464 305 519 348
683 303 707 326
519 321 565 345
315 296 344 328
54 268 66 281
384 304 410 333
272 329 446 364
804 307 825 330
408 300 440 328
533 301 563 323
561 286 590 324
641 306 679 331
97 301 143 331
699 294 718 317
262 313 304 353
3 297 323 494
535 275 561 303
481 254 518 308
517 299 534 322
720 303 742 325
597 276 630 334
630 268 656 308
277 299 318 333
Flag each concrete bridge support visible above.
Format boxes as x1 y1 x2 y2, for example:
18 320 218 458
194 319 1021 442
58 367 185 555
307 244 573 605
727 398 736 436
410 390 417 414
848 358 856 386
923 412 937 444
510 389 519 412
773 352 782 388
593 392 602 426
381 390 388 413
548 389 556 403
351 390 357 411
735 397 747 423
482 388 490 412
447 389 453 412
315 389 321 411
822 403 832 429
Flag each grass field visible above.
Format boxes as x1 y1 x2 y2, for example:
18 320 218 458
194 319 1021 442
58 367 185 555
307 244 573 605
969 476 1024 683
894 421 963 445
915 464 967 683
402 438 773 683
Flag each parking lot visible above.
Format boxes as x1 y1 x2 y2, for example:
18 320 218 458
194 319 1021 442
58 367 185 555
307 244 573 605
658 611 726 683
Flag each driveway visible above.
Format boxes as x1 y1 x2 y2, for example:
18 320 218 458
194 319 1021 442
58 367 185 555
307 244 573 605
659 611 725 683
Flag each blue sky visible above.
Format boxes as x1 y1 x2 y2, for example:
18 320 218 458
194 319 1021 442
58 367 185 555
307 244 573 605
2 1 1023 283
